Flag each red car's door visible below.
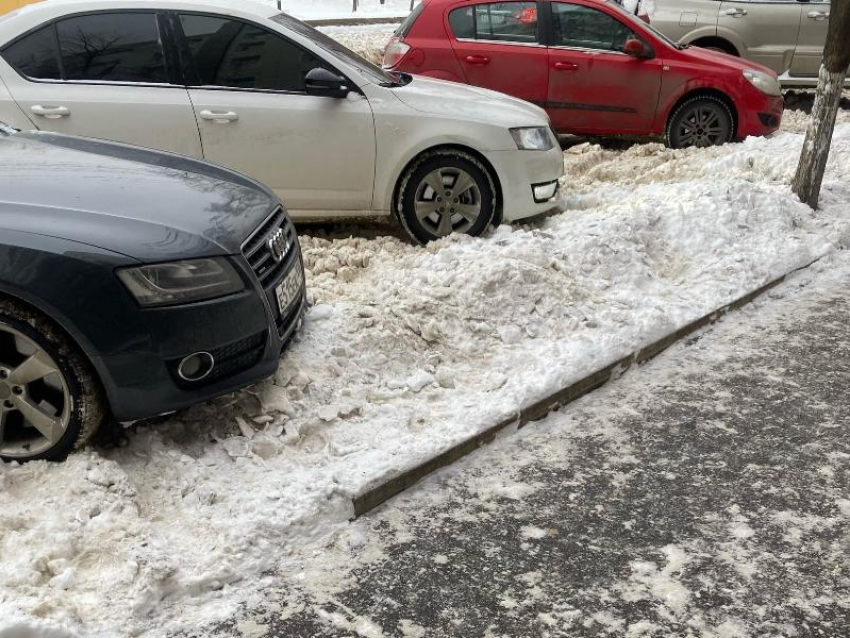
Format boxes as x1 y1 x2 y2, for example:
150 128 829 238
447 1 549 106
546 0 663 135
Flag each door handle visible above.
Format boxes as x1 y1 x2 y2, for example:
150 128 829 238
464 55 490 66
199 110 238 123
30 105 69 119
721 8 747 17
808 10 829 20
554 61 579 71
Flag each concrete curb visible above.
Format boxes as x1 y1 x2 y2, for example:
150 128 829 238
352 258 821 518
307 17 405 27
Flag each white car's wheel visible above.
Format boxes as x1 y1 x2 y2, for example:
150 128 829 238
397 150 498 244
0 300 105 462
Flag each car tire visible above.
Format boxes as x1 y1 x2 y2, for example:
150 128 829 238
0 299 106 462
397 150 498 244
666 96 735 149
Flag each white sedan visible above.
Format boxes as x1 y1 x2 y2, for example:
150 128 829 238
0 0 565 243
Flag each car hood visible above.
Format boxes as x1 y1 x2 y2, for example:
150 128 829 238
0 131 277 262
389 75 550 127
678 45 777 77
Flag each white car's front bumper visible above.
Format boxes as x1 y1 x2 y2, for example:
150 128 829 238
484 144 566 223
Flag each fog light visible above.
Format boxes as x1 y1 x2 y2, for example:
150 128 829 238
533 180 559 203
178 352 215 382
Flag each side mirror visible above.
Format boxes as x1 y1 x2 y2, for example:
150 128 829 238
305 67 351 98
624 36 652 59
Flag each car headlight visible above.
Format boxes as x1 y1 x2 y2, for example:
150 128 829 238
510 127 554 151
743 69 782 97
117 258 244 307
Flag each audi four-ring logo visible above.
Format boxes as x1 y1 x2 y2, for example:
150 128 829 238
267 228 290 263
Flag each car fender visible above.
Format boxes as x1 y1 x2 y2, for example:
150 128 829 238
652 76 739 136
0 230 148 361
373 126 508 213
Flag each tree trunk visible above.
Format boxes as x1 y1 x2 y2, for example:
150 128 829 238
792 0 850 209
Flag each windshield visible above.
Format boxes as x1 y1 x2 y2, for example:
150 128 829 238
271 13 402 86
607 1 683 49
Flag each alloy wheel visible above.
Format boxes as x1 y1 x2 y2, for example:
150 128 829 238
414 168 483 237
676 106 727 148
0 324 70 459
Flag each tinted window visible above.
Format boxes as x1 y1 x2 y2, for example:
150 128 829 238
2 26 61 80
449 2 538 43
552 3 633 52
448 7 475 39
57 13 168 83
180 14 325 92
475 2 538 42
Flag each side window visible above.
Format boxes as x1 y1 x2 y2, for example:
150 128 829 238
449 7 475 39
552 3 634 52
449 2 538 43
179 14 325 92
56 13 168 83
1 25 61 80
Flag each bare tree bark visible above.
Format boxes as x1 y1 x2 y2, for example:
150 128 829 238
792 0 850 209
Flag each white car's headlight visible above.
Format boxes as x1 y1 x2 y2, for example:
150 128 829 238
118 258 244 307
743 69 782 97
510 127 554 151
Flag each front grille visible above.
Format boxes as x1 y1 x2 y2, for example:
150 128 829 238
242 208 298 287
170 331 267 389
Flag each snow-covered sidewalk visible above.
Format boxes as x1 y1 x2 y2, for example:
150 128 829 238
3 122 850 636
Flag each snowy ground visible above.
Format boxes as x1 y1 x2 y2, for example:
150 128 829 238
212 247 850 638
5 27 850 633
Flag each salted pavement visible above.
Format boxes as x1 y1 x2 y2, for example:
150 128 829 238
204 254 850 638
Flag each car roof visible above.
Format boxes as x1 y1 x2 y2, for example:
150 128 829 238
422 0 609 6
0 0 279 37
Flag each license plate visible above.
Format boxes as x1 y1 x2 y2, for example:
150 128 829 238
275 267 303 314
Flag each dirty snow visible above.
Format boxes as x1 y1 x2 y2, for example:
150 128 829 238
4 84 850 636
266 0 414 20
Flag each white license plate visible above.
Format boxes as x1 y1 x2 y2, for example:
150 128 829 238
275 267 303 314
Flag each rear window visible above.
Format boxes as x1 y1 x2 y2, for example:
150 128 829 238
2 25 61 80
449 2 538 43
56 13 168 83
395 1 425 37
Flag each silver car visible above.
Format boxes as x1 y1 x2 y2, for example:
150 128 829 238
631 0 833 87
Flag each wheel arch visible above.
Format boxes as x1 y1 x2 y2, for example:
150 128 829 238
0 285 107 392
391 143 504 226
689 36 740 57
662 87 739 140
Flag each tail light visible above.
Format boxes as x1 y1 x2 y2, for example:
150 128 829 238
637 11 650 23
383 37 411 69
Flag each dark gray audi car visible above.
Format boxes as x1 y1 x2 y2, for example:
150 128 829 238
0 121 305 462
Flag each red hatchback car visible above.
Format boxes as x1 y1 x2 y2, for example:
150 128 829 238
384 0 784 148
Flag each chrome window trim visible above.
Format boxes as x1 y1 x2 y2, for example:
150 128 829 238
549 45 629 56
456 36 542 47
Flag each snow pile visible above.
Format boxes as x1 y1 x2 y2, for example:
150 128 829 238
271 0 413 20
319 23 396 64
3 128 850 636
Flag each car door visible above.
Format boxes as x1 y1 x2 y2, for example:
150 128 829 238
176 13 376 215
717 0 801 74
447 1 549 107
0 12 202 157
791 0 829 78
546 1 662 134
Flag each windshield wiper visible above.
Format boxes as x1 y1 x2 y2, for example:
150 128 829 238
0 122 17 136
381 71 413 88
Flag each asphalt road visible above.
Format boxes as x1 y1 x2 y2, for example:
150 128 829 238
202 256 850 638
